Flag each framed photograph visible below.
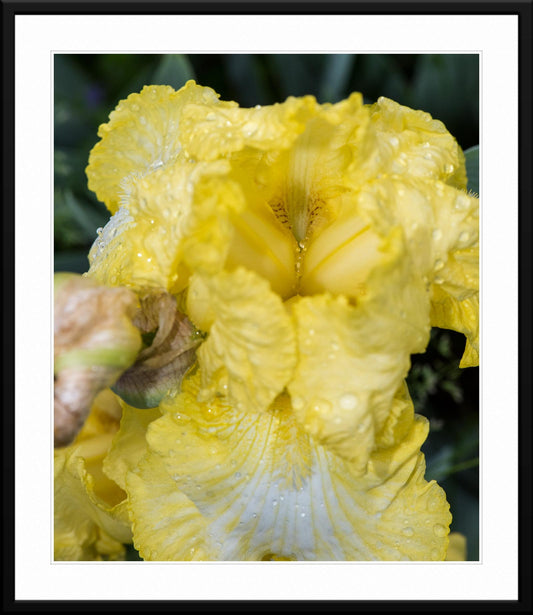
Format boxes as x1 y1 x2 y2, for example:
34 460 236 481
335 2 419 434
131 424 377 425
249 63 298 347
5 1 529 608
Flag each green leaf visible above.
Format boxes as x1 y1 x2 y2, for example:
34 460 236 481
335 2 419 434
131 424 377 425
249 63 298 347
464 145 479 195
319 54 355 103
125 543 143 561
54 250 90 274
268 55 325 99
223 54 272 106
151 54 195 89
55 188 109 249
409 54 479 150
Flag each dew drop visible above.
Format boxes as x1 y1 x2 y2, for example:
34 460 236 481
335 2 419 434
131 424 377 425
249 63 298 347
433 524 447 537
430 548 441 560
459 231 470 243
339 393 358 410
234 472 241 478
313 400 332 414
300 512 306 518
445 163 455 174
139 116 147 125
432 228 443 241
402 527 414 537
292 396 304 410
356 422 367 433
389 136 399 147
434 259 444 271
427 496 441 512
455 194 470 210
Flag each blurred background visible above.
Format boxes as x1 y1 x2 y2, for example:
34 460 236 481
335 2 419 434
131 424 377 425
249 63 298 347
54 53 480 560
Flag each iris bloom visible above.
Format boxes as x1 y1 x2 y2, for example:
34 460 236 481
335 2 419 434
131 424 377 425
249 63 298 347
75 81 478 560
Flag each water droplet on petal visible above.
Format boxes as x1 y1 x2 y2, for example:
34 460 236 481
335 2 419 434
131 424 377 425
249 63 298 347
432 228 443 241
402 526 414 537
455 194 470 210
292 396 304 410
339 393 358 410
433 524 447 537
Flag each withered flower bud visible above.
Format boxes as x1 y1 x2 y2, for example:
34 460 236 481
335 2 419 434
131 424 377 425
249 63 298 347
112 291 203 409
54 273 142 448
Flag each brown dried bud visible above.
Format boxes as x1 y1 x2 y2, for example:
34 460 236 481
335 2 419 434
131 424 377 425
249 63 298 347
54 273 142 448
112 291 203 408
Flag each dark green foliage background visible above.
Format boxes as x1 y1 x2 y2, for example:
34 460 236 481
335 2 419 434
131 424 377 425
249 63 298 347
54 53 480 561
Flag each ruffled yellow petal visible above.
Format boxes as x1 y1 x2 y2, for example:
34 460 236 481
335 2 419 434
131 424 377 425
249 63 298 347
179 93 318 161
430 246 479 367
356 96 468 190
54 390 131 560
287 230 430 467
86 81 222 214
87 158 243 291
354 177 478 366
103 401 161 491
126 374 451 561
187 268 297 413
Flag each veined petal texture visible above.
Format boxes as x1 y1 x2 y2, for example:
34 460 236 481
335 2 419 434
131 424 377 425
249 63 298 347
127 374 451 561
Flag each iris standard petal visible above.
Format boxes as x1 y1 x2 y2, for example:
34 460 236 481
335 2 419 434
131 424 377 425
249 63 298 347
356 96 468 190
87 158 242 292
86 81 222 214
126 374 451 561
179 93 318 161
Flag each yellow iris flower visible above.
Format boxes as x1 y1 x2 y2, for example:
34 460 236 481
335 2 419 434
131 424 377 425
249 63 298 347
76 81 478 561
